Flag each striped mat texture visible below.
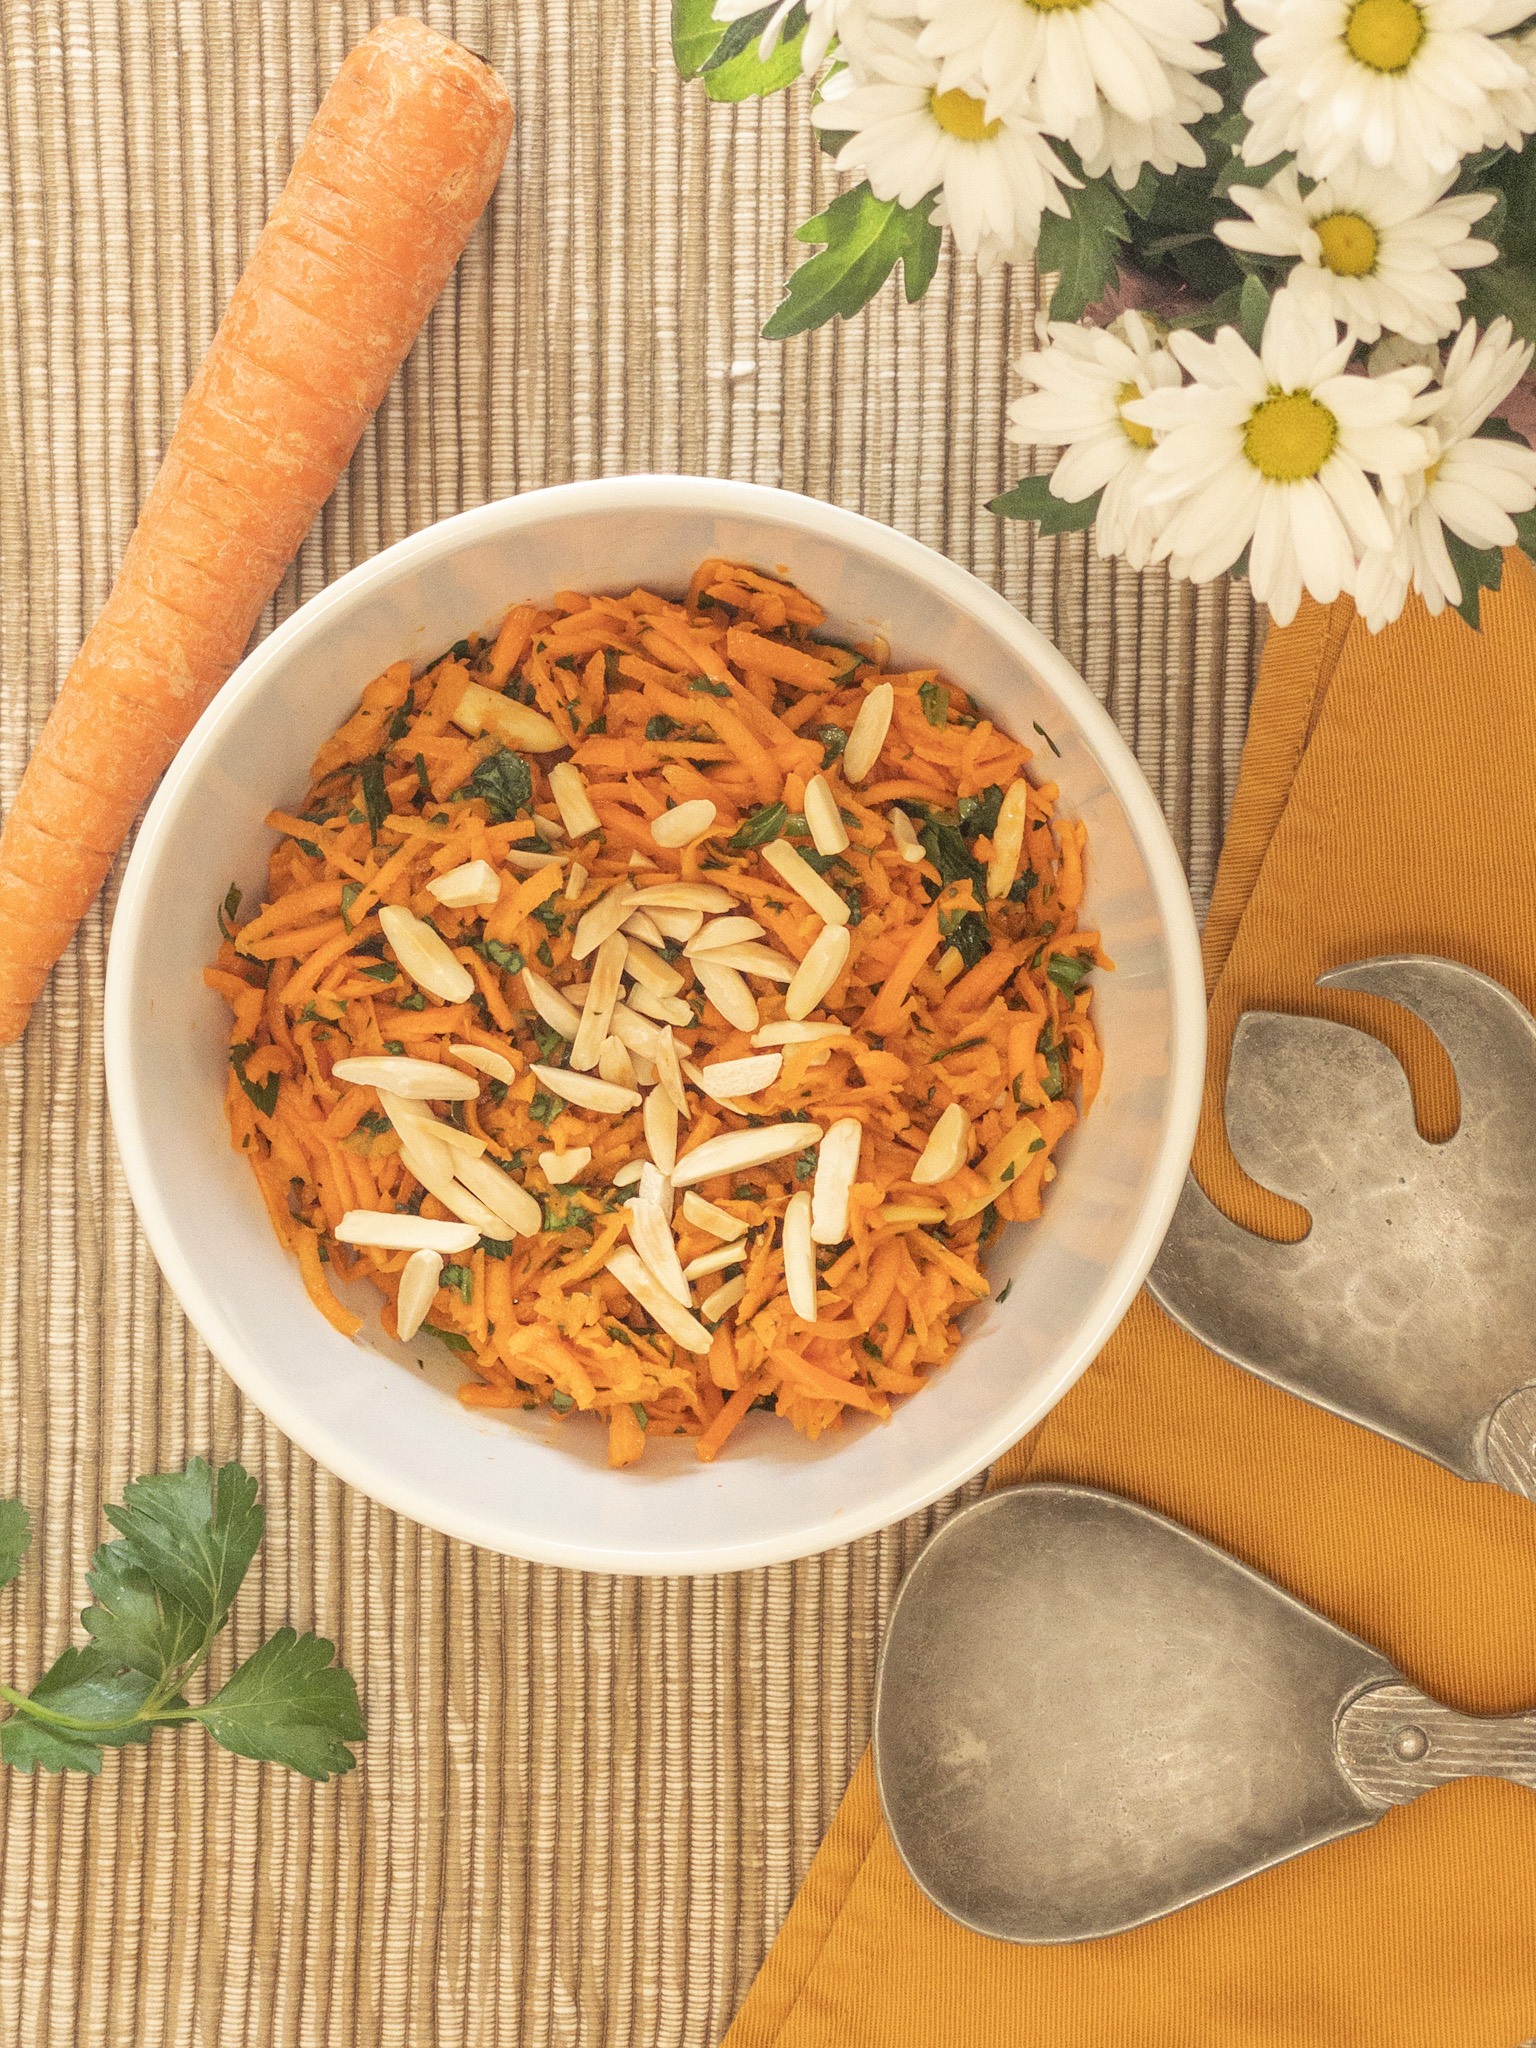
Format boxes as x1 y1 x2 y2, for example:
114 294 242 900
0 3 1260 2042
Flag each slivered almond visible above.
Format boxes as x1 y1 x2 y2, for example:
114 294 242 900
529 1063 642 1114
379 903 476 1005
654 1026 689 1116
608 1002 663 1060
986 778 1031 899
605 1248 712 1354
598 1035 638 1089
622 908 668 948
785 922 852 1020
681 1191 749 1241
842 680 893 785
889 807 925 863
332 1054 478 1101
651 799 716 848
623 936 686 997
395 1137 508 1236
760 840 850 927
451 680 564 751
448 1042 518 1085
683 916 766 956
613 1160 646 1188
751 1019 850 1048
694 958 759 1032
633 1053 659 1086
571 930 628 1072
427 859 501 909
626 882 737 913
683 1242 746 1281
503 848 564 876
694 941 795 984
628 850 658 869
936 946 966 985
643 1086 679 1175
521 968 581 1039
803 774 849 857
625 1198 691 1305
377 1090 486 1159
395 1247 444 1342
337 1212 477 1255
572 883 637 961
672 1123 823 1187
625 985 694 1027
548 760 602 838
811 1117 862 1245
539 1146 593 1183
564 859 589 901
911 1101 972 1184
700 1273 747 1324
637 1161 673 1220
534 811 567 842
647 906 704 944
782 1190 818 1323
452 1153 543 1236
687 1053 782 1103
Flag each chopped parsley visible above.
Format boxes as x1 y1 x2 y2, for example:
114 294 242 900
529 1090 563 1125
918 681 949 727
217 882 242 941
420 1321 472 1355
359 757 390 843
461 746 533 823
1047 953 1093 994
441 1263 474 1305
229 1043 278 1118
473 937 524 974
728 801 789 851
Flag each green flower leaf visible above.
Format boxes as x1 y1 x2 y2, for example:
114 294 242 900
105 1459 263 1636
1038 178 1128 323
764 183 941 341
988 474 1102 535
673 0 807 99
1444 530 1504 630
0 1500 30 1591
192 1629 365 1783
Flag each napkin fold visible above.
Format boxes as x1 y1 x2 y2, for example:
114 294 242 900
727 564 1536 2048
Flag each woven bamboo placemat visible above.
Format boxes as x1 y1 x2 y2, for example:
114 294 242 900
0 3 1259 2041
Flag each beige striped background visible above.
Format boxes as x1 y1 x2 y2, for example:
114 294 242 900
0 3 1259 2042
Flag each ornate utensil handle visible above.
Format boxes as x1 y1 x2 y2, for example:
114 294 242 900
1484 1384 1536 1501
1336 1683 1536 1806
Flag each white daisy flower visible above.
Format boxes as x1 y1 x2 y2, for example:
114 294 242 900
1357 317 1536 625
1216 164 1499 344
1238 0 1536 185
810 20 1076 271
1007 314 1185 568
710 0 862 75
1480 21 1536 142
913 0 1225 137
1072 68 1224 189
1125 290 1434 624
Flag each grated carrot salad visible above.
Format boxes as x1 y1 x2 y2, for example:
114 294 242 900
206 561 1107 1468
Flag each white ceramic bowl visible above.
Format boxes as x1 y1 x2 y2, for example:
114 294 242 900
105 477 1203 1575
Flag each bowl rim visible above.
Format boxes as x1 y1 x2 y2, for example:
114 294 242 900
104 475 1206 1574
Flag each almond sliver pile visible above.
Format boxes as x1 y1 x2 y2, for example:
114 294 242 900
206 560 1106 1468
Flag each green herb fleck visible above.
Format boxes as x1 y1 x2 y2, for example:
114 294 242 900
1047 953 1092 994
549 1392 575 1414
931 1036 986 1063
474 937 524 974
230 1043 279 1118
957 786 1004 842
645 714 680 742
414 754 432 800
396 991 427 1012
420 1321 473 1355
689 677 732 697
815 724 848 768
1032 721 1062 759
728 801 789 852
383 1040 406 1056
359 962 398 982
919 681 949 727
360 758 390 844
442 1264 474 1305
997 1280 1014 1306
529 1091 563 1126
340 881 361 931
462 747 534 823
217 883 242 942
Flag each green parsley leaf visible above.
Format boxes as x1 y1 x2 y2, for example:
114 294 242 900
230 1043 279 1118
920 818 986 892
340 880 361 931
360 757 390 844
80 1539 206 1681
815 724 848 768
1032 720 1062 758
420 1321 473 1355
689 676 732 697
529 1091 563 1126
764 181 941 341
728 801 789 851
0 1501 29 1590
1047 953 1093 994
645 714 680 741
442 1263 474 1304
938 909 990 971
414 753 432 800
549 1392 576 1414
957 786 1004 842
105 1460 263 1636
631 1403 649 1430
996 1280 1014 1306
217 883 243 942
532 899 565 935
473 937 524 974
462 747 533 823
918 681 949 727
191 1628 364 1782
359 962 398 982
396 991 427 1011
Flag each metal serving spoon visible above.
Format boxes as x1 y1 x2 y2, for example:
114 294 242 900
874 1484 1536 1942
1148 955 1536 1498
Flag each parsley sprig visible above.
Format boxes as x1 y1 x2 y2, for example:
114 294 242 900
0 1460 364 1781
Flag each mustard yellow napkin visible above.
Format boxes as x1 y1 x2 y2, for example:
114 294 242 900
727 566 1536 2048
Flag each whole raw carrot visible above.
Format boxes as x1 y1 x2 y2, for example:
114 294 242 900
0 17 512 1042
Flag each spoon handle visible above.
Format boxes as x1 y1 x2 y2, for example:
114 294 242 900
1336 1683 1536 1806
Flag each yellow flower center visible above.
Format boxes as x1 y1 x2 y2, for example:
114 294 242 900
1243 391 1339 482
930 88 1001 141
1314 211 1380 277
1117 383 1155 450
1345 0 1425 73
